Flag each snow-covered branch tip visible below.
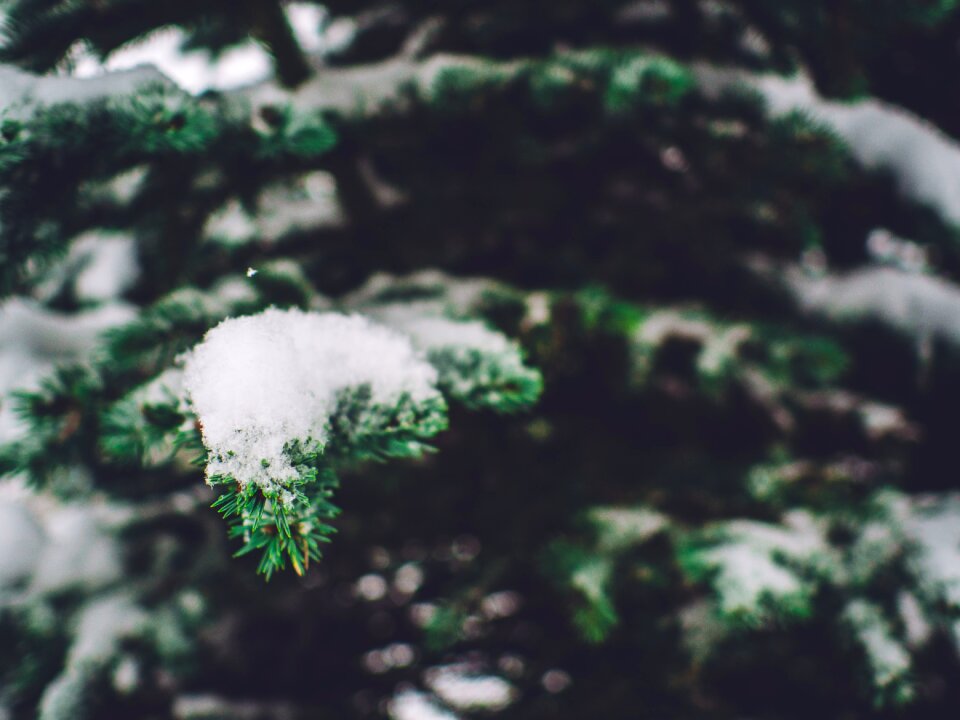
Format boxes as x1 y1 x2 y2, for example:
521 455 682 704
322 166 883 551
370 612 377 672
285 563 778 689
180 307 541 576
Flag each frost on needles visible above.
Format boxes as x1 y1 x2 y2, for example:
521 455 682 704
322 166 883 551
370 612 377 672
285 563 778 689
181 307 541 577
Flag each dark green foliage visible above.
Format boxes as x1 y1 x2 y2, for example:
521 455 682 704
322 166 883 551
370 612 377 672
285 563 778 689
212 456 340 580
0 86 338 293
1 365 104 492
4 2 960 720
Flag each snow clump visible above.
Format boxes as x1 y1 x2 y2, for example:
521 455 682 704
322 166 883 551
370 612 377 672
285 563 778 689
182 308 440 494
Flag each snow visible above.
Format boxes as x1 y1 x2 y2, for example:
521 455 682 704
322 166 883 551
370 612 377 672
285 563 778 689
67 594 147 666
39 594 147 720
255 172 345 241
118 367 185 466
30 503 124 594
691 65 960 229
0 298 136 442
37 670 86 720
0 478 126 601
112 656 140 694
366 305 540 409
701 543 805 620
158 278 259 322
0 64 172 118
375 309 514 356
692 512 833 623
732 511 829 558
182 309 440 494
902 494 960 609
570 555 613 612
203 172 344 248
481 590 521 619
679 599 728 662
848 518 903 586
71 233 139 301
72 29 271 95
866 229 930 274
286 3 328 54
171 695 300 719
141 368 184 407
356 574 388 601
34 231 139 303
0 493 44 591
341 269 502 317
69 3 330 95
787 266 960 349
0 298 134 362
587 506 669 552
634 311 751 381
389 691 460 720
843 599 912 694
425 666 517 711
616 0 672 23
247 56 418 118
897 592 932 649
203 199 258 247
99 166 148 205
395 563 424 594
752 72 960 228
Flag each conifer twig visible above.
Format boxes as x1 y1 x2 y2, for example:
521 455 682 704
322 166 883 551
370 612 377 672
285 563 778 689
249 0 313 88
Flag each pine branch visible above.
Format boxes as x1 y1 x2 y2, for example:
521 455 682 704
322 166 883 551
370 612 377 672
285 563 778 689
247 0 313 89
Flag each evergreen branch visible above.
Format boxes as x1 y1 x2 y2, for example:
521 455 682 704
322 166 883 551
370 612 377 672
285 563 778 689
247 0 312 88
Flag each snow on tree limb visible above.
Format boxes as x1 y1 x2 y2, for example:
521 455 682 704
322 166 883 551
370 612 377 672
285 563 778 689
697 64 960 230
174 303 540 576
182 308 442 498
0 64 176 119
784 265 960 349
753 72 960 228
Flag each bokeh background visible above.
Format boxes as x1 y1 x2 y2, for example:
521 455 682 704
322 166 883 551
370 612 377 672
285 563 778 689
3 2 960 719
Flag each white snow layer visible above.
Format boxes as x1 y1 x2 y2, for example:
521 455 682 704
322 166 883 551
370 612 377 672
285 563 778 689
0 485 124 599
587 506 669 552
373 306 518 361
72 30 271 94
691 64 960 229
30 503 124 595
0 64 172 119
67 594 148 667
0 493 44 590
33 231 139 302
701 543 805 620
70 3 330 94
897 591 933 649
71 233 139 301
696 512 832 622
787 266 960 348
389 691 460 720
182 308 440 492
369 305 536 404
425 667 517 711
0 298 136 442
379 313 514 356
752 72 960 228
843 599 912 694
38 594 147 720
203 172 344 247
902 494 960 609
